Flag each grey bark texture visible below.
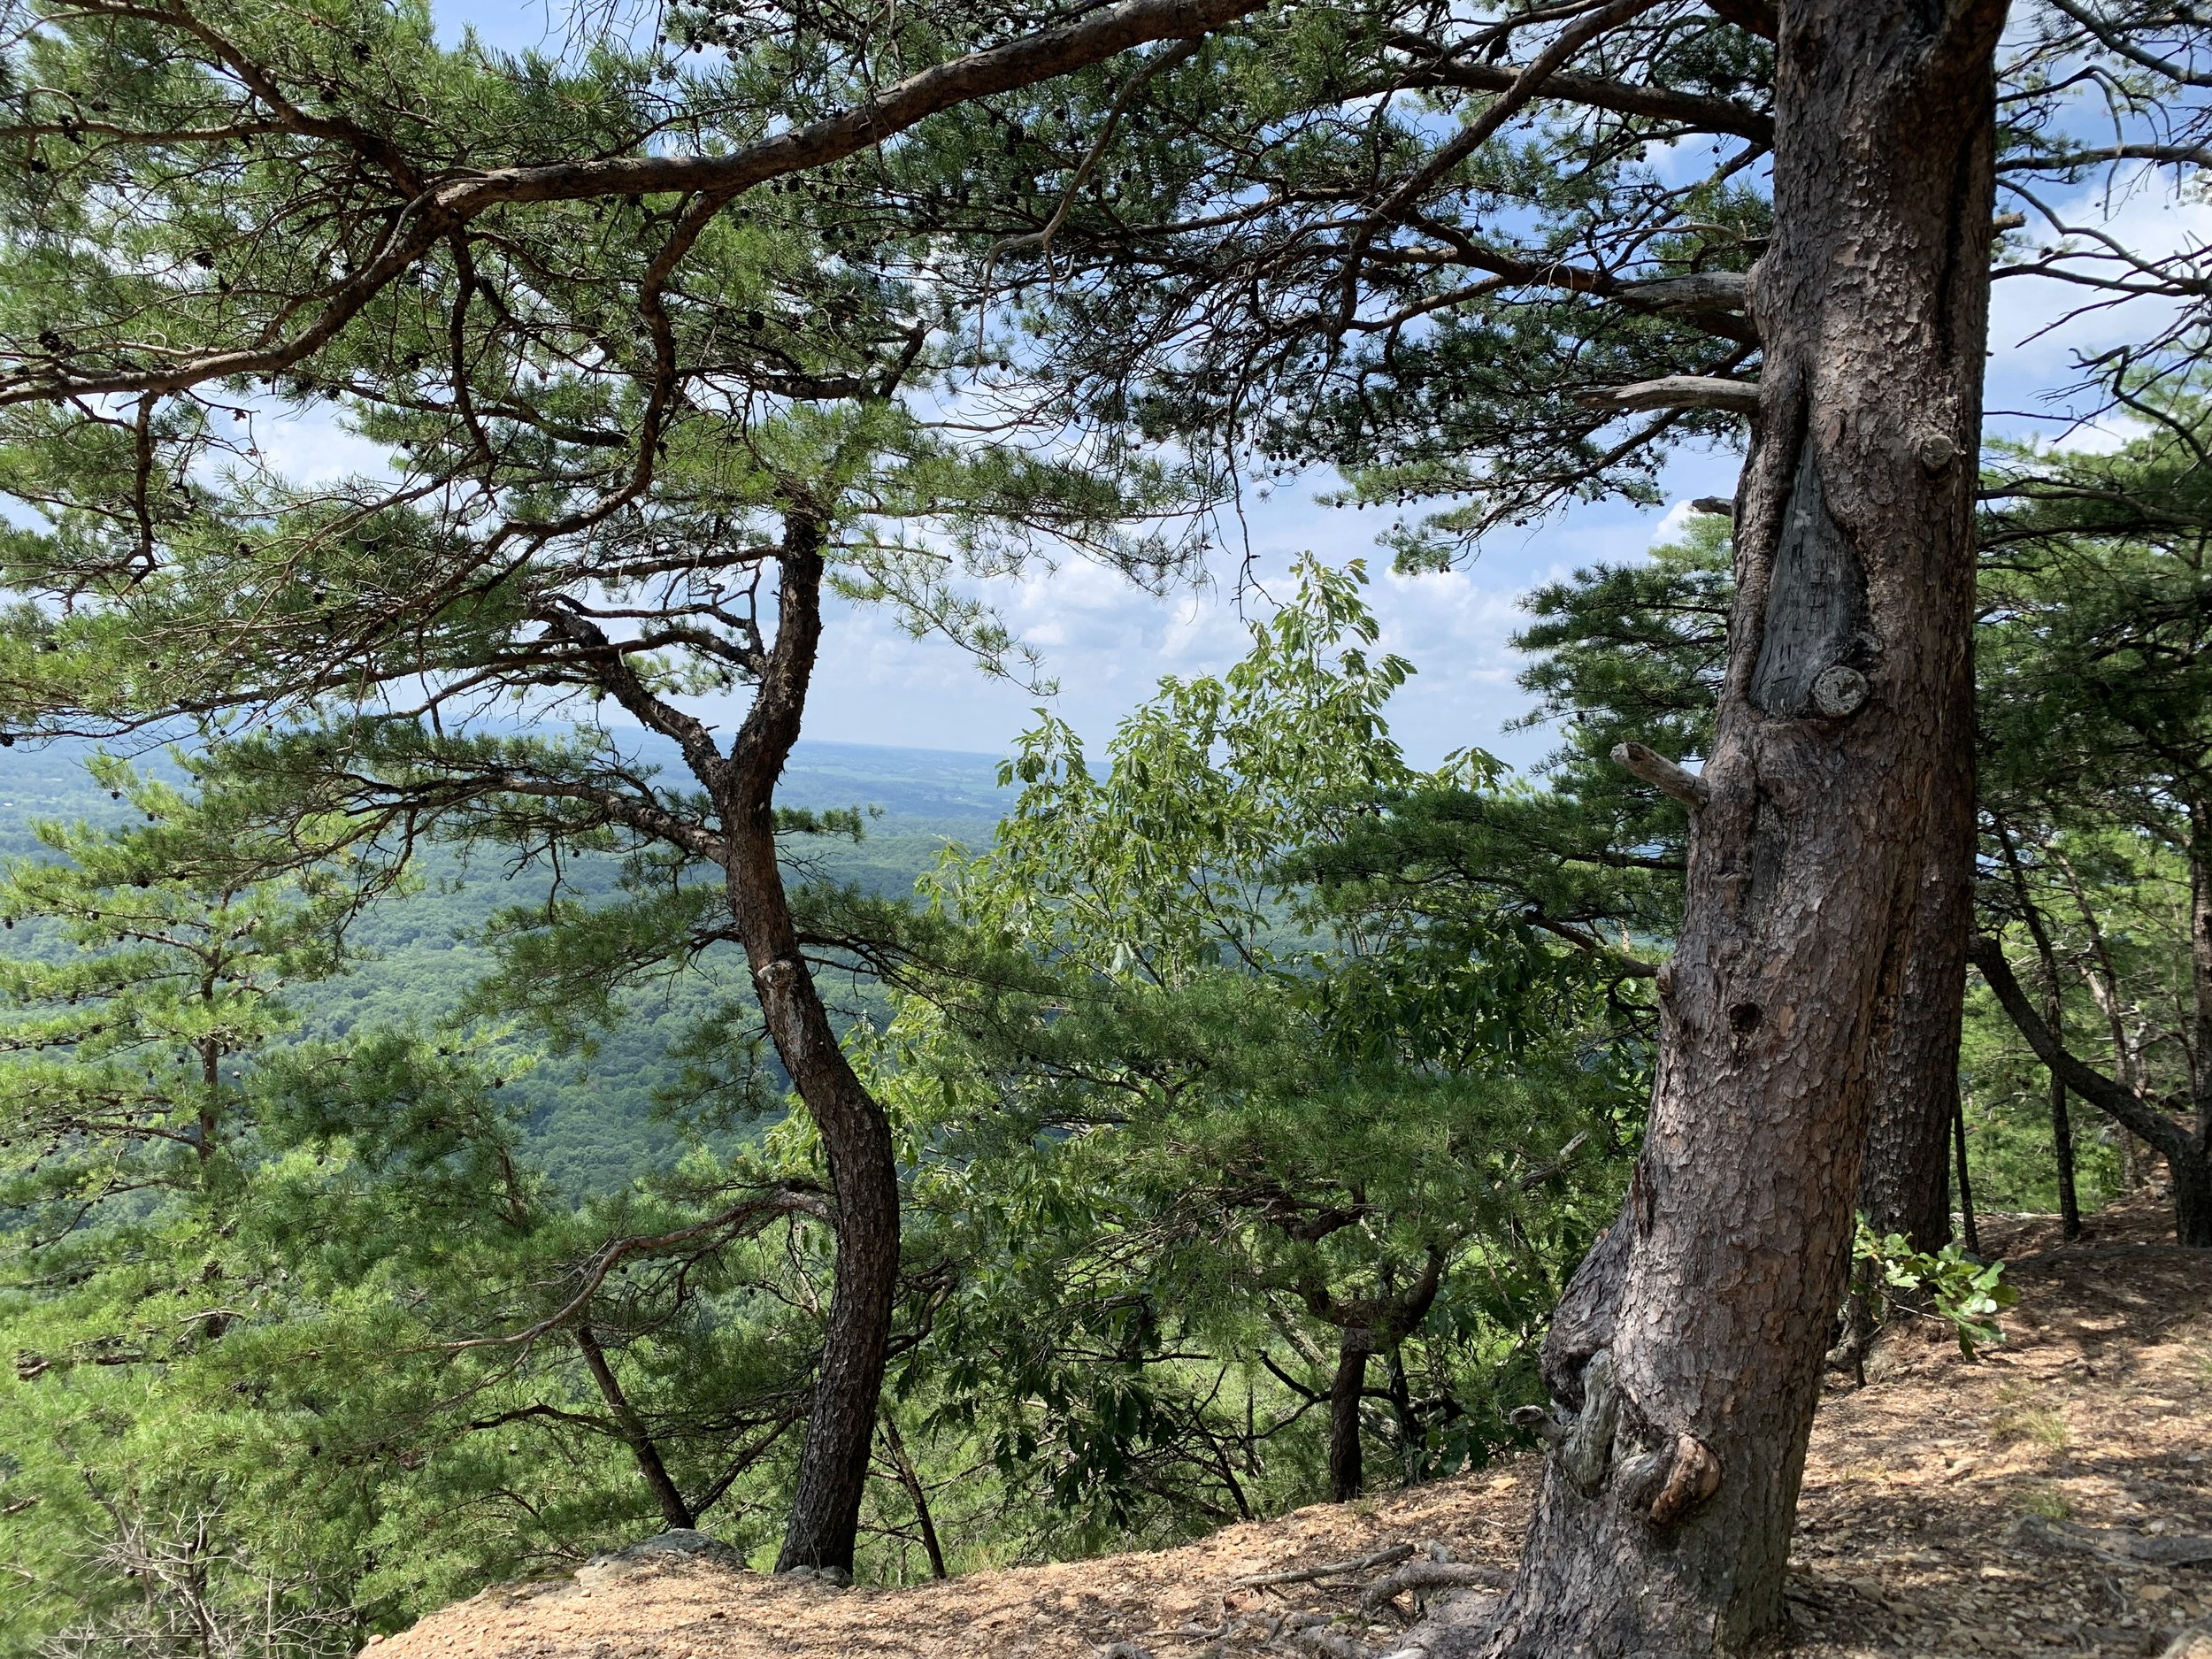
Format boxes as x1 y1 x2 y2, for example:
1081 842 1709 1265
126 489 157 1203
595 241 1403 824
1473 4 2006 1652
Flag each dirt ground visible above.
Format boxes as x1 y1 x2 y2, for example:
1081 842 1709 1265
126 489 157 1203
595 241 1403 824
365 1188 2212 1659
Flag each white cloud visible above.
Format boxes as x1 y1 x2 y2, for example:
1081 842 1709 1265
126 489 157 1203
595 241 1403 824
791 464 1727 771
1987 163 2212 436
2047 413 2148 456
1650 498 1701 546
244 406 394 488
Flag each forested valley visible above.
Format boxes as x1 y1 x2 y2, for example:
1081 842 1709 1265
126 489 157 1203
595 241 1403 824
0 4 2206 1658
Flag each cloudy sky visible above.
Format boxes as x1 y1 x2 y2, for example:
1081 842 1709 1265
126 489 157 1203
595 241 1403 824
234 5 2212 773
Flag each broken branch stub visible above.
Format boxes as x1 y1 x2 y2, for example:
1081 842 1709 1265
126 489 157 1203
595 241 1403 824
1611 742 1710 809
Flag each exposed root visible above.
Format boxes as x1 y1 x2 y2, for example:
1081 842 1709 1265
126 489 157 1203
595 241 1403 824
2012 1513 2212 1566
1235 1543 1415 1590
1360 1561 1511 1614
1274 1613 1374 1658
1287 1632 1376 1659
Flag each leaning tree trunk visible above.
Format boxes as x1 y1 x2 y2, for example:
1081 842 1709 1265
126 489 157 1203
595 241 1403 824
2047 986 2083 1241
1477 5 2005 1654
720 527 904 1575
1857 729 1974 1253
576 1324 696 1532
1970 937 2212 1248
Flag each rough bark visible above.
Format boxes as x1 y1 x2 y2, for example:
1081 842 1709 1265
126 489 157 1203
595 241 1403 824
1857 747 1973 1253
1329 1333 1370 1502
575 1325 696 1532
716 530 905 1574
1476 4 2006 1653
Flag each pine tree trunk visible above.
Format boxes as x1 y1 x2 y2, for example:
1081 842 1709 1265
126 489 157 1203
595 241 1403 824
2190 794 2212 1196
2173 1153 2212 1249
1329 1332 1368 1502
1858 761 1972 1253
2047 986 2083 1241
718 530 903 1577
879 1413 949 1580
1954 1092 1980 1255
1476 5 2004 1652
575 1325 696 1532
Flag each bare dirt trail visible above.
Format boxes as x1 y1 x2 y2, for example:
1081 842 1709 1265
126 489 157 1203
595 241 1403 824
366 1190 2212 1659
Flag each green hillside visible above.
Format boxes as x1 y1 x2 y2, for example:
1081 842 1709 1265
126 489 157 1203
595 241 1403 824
0 731 1007 1194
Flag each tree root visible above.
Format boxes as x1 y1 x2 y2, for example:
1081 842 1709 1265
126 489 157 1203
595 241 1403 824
1131 1537 1507 1659
1235 1542 1415 1589
2014 1513 2212 1566
1280 1623 1381 1659
1361 1561 1511 1613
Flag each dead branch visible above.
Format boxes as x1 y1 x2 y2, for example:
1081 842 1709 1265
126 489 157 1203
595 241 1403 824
2015 1513 2212 1567
1575 376 1761 415
1235 1542 1415 1589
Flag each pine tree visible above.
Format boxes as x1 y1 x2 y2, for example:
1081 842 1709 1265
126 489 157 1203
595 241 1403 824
0 0 1261 1575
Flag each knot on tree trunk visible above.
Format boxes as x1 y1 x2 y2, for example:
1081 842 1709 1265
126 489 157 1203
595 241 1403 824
1647 1432 1724 1525
1614 1420 1724 1528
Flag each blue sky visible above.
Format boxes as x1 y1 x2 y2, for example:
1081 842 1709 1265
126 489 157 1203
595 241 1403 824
419 1 1723 769
65 4 2212 775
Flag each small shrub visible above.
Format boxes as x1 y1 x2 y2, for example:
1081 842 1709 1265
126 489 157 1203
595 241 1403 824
1852 1219 2017 1357
2017 1486 2073 1520
1990 1407 2070 1453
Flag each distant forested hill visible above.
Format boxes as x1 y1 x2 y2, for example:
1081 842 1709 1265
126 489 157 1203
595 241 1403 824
0 730 1008 1194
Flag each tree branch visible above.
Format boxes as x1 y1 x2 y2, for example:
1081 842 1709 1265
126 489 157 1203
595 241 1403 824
1576 375 1760 415
2 0 1264 410
1969 937 2196 1160
1386 53 1773 144
1610 741 1709 808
